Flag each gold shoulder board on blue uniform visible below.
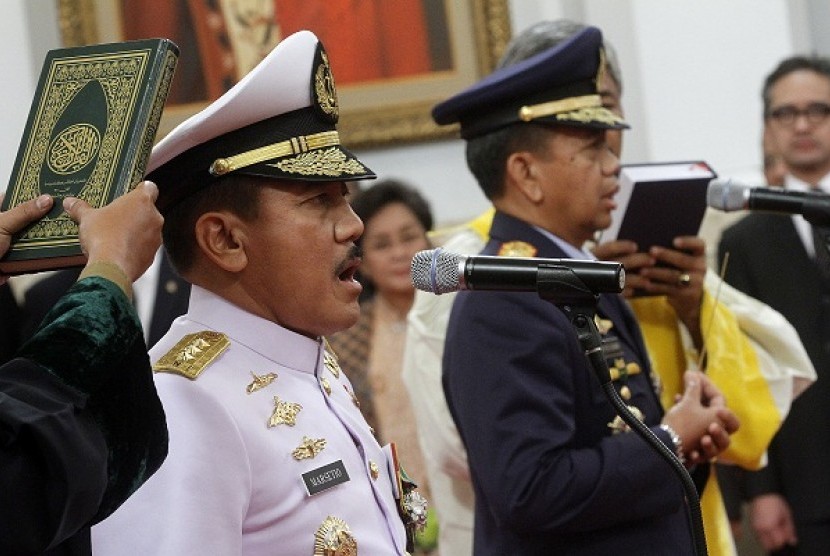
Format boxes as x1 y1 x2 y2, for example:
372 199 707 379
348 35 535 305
152 331 230 380
498 240 538 257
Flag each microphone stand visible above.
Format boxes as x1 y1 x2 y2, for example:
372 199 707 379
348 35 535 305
535 265 708 556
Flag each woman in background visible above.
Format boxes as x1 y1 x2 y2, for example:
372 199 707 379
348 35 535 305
327 179 438 553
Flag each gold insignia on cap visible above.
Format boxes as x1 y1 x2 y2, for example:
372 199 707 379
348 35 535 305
153 331 229 379
271 147 367 177
246 371 278 394
314 516 357 556
596 46 607 91
292 436 327 460
314 51 339 121
608 405 645 434
497 241 537 258
268 396 303 428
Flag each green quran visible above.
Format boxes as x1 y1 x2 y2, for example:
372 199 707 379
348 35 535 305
0 38 178 274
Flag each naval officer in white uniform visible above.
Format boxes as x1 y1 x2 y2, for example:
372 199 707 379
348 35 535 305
92 30 419 555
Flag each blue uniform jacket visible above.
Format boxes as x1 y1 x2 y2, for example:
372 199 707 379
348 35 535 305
442 211 695 555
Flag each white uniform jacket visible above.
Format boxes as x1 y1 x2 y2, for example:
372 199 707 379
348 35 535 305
93 285 407 555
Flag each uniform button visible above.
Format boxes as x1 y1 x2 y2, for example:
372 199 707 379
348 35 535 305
369 460 379 479
620 385 631 400
164 280 179 295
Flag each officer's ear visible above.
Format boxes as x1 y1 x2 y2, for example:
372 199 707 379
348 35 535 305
193 210 249 272
504 150 544 204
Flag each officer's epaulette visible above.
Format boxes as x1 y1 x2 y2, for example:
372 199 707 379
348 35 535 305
498 240 537 257
152 331 230 380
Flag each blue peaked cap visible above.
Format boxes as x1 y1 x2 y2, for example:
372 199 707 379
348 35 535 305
432 26 628 139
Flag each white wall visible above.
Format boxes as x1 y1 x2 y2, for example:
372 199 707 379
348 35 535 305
1 0 823 227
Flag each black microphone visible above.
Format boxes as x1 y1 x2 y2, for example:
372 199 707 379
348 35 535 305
707 178 830 225
410 248 624 297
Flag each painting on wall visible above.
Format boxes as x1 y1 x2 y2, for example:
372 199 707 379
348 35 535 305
57 0 512 148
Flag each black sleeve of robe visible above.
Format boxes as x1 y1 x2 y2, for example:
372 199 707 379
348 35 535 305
0 276 168 554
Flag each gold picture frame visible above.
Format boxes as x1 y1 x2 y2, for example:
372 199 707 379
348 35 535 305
56 0 511 148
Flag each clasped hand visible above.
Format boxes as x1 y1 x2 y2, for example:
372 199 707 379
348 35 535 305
662 370 740 466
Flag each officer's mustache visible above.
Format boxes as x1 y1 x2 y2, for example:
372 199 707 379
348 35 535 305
336 244 363 279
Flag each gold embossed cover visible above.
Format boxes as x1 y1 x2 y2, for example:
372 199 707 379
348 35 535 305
0 38 178 274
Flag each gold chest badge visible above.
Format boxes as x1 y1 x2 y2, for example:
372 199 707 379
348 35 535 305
268 396 303 428
292 436 327 460
246 371 278 394
314 516 357 555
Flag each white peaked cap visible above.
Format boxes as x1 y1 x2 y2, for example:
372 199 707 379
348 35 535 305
146 30 374 212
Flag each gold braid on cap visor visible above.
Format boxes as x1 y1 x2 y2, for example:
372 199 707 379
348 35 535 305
518 94 625 126
209 130 343 176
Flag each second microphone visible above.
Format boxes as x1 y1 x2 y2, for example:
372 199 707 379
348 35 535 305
411 248 625 297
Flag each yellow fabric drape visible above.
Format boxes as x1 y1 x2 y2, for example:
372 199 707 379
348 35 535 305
630 292 781 556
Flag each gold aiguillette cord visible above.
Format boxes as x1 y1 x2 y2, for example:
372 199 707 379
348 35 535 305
696 252 730 371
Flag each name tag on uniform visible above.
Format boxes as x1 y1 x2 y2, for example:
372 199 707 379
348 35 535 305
302 460 350 496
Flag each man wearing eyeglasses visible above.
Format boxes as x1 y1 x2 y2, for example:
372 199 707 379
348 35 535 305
720 55 830 555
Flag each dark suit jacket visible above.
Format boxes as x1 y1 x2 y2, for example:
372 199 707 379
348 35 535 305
720 212 830 525
21 251 190 348
442 211 694 555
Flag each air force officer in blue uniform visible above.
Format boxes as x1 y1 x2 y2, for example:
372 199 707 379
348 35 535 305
435 27 740 555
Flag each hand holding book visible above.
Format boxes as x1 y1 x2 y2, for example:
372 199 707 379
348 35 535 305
1 182 162 295
0 194 54 284
66 181 162 285
0 38 178 275
593 160 715 302
592 235 708 347
598 161 716 250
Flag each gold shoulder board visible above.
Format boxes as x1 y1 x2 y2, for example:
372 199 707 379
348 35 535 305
498 240 538 258
152 331 230 380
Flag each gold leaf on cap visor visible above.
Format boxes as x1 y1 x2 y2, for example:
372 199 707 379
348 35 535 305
271 147 368 177
555 106 627 126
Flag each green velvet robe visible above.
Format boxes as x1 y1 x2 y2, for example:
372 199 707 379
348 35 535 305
0 276 168 554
